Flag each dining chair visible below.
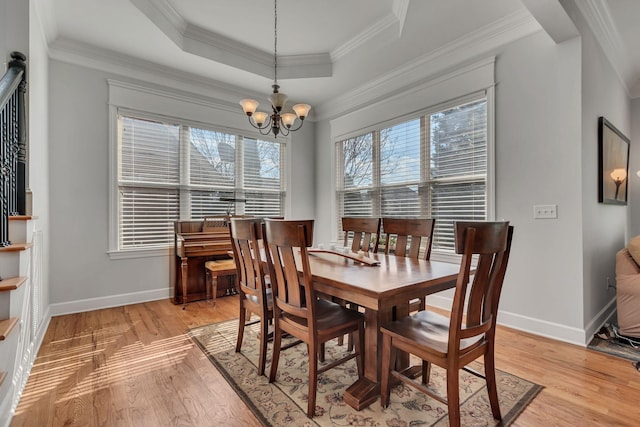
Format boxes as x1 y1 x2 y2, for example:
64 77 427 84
381 217 435 312
229 217 273 376
341 217 381 253
265 219 365 418
380 221 513 427
338 217 381 347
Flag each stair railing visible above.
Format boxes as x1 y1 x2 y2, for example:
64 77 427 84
0 52 27 246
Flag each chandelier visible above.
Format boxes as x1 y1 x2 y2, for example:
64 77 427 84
239 0 311 137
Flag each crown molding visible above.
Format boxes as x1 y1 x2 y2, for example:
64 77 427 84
331 0 409 62
48 37 258 107
107 79 238 115
315 9 541 121
575 0 633 97
331 13 398 62
131 0 332 79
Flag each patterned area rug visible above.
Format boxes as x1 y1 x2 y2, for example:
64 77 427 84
189 319 542 426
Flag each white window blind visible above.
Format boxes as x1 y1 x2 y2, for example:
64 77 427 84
242 138 284 217
336 96 488 253
119 116 180 248
117 114 285 250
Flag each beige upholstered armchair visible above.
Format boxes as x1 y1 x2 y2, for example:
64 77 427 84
615 238 640 338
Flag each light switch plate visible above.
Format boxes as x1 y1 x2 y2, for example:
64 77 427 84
533 204 557 219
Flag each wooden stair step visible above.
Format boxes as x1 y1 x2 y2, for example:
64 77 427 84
0 243 32 252
0 317 19 340
0 276 27 292
9 215 37 221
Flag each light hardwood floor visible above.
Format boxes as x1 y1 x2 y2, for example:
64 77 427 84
10 296 640 426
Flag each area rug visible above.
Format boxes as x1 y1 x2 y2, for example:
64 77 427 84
189 319 542 426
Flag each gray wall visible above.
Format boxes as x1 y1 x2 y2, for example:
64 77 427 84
47 60 316 313
315 29 589 343
559 0 631 331
494 31 584 337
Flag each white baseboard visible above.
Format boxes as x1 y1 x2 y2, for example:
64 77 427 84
49 287 171 317
583 296 617 342
427 294 590 346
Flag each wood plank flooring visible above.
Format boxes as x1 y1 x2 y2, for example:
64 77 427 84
10 297 640 426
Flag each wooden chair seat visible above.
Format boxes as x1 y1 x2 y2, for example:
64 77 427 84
280 298 364 334
380 310 484 358
205 259 237 305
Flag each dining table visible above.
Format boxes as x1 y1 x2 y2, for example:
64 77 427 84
301 248 461 411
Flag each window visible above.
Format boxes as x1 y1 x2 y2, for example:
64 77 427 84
336 95 488 254
117 113 284 250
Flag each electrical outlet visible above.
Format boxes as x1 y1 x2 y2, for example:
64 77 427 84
533 204 557 219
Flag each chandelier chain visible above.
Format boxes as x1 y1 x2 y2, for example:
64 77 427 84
273 0 278 85
238 0 310 137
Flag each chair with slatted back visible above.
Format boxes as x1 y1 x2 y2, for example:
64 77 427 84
265 219 365 418
380 221 513 427
230 217 273 376
381 217 435 312
341 217 381 253
338 217 381 348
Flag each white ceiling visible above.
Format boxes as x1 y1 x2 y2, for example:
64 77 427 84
35 0 640 119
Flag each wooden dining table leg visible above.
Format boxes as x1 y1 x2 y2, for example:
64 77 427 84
343 305 393 410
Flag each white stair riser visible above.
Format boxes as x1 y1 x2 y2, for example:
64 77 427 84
9 284 27 318
0 250 31 278
8 222 29 244
0 253 20 278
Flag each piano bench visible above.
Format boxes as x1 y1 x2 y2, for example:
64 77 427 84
205 259 237 306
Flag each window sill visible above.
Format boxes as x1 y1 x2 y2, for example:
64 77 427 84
107 247 172 260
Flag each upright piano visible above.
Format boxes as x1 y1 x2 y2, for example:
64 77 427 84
174 217 235 306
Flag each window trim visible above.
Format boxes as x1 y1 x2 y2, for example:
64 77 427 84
107 86 289 259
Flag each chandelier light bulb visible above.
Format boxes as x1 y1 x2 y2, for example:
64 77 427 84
252 111 269 126
292 104 311 119
239 99 259 115
269 87 288 111
280 113 297 128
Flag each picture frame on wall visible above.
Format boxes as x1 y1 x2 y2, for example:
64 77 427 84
598 116 630 205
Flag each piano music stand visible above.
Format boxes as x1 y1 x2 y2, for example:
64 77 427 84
219 197 246 216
